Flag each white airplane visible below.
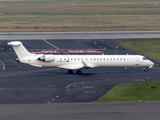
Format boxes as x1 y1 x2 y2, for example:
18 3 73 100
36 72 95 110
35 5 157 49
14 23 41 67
8 41 154 74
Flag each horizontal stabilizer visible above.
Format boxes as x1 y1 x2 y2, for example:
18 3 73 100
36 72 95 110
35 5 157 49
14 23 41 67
8 41 21 46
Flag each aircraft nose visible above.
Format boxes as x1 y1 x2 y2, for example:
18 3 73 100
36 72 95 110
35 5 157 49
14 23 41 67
151 61 155 66
148 61 154 68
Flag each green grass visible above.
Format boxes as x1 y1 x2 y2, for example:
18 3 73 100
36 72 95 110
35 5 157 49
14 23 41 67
117 39 160 62
97 81 160 102
97 39 160 102
1 0 160 31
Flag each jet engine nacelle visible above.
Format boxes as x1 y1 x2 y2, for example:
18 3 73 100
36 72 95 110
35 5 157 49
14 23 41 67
38 54 55 62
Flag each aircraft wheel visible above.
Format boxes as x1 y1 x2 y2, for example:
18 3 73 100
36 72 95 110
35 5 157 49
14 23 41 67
143 68 147 72
76 70 82 74
68 70 73 74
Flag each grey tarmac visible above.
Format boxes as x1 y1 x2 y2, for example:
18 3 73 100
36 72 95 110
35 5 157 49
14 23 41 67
0 31 160 40
1 102 160 120
0 31 160 120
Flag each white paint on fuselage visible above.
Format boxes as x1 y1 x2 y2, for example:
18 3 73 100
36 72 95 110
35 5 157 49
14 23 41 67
20 54 154 69
7 41 154 71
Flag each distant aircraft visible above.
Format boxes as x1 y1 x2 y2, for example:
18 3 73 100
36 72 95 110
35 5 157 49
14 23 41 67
8 41 154 74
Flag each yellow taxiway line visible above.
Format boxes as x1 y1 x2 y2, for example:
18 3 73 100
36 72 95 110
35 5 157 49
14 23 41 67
42 39 70 55
0 68 60 77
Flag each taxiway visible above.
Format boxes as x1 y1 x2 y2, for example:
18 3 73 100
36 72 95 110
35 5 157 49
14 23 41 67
0 31 160 120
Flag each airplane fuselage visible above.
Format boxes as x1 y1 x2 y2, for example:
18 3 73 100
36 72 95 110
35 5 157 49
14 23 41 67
20 54 154 68
8 41 154 74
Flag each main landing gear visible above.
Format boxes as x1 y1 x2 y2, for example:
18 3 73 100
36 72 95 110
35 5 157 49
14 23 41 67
76 70 82 74
68 70 74 74
68 70 82 74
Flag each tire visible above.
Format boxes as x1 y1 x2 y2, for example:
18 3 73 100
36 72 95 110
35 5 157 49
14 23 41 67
68 70 73 74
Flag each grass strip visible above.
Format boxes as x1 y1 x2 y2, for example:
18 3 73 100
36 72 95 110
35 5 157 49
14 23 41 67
117 39 160 62
97 39 160 102
97 81 160 102
1 1 160 31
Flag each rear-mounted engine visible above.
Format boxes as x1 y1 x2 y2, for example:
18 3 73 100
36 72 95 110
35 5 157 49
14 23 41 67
38 54 55 62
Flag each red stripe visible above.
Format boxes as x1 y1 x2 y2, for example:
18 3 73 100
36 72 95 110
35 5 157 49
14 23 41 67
66 50 104 53
30 50 61 53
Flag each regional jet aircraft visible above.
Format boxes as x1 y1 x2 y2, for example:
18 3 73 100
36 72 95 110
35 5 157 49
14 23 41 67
8 41 154 74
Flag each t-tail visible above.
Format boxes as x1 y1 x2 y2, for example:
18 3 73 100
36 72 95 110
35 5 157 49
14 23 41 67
8 41 54 67
8 41 33 61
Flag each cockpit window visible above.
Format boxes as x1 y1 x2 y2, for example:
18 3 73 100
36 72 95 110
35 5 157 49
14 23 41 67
143 57 148 60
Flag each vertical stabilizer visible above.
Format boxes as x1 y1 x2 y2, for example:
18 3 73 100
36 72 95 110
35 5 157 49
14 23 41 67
8 41 32 58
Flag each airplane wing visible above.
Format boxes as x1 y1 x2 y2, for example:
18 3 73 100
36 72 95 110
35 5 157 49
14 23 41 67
58 61 95 70
30 64 42 67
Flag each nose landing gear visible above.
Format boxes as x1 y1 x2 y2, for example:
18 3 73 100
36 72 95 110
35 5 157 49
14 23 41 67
143 67 149 72
143 68 147 72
